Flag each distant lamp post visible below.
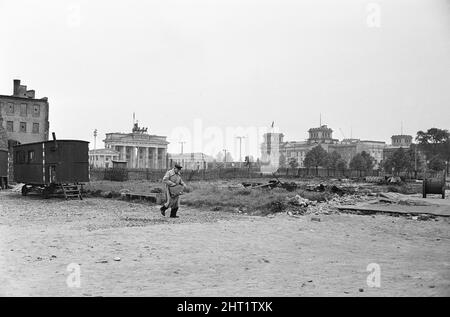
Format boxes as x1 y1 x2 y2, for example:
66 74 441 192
179 141 186 154
93 129 98 150
236 136 246 164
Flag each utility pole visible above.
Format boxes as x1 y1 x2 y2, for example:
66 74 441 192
236 136 246 163
179 141 186 154
93 129 98 150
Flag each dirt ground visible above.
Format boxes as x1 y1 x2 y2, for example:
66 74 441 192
0 190 449 297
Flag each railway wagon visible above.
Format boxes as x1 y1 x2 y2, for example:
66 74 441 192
13 139 89 198
0 148 8 189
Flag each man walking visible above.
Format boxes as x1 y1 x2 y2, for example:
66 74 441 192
160 164 186 218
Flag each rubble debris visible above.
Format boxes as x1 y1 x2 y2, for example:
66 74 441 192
307 184 326 192
365 176 385 184
387 176 402 183
378 192 433 206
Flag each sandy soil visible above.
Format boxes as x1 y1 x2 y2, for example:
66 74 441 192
0 190 449 296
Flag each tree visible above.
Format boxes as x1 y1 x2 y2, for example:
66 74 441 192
288 157 299 169
304 145 328 174
326 151 343 169
350 151 375 174
383 147 411 175
360 151 375 171
416 128 450 159
428 156 446 172
336 159 347 171
349 154 366 171
416 128 450 174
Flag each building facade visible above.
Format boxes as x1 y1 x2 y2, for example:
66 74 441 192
168 152 215 170
383 134 416 162
89 148 120 168
0 79 49 146
261 125 387 168
103 122 169 169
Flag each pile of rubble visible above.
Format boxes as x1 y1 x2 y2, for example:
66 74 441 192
286 193 372 216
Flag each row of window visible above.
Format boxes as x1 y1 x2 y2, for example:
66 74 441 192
310 132 331 139
15 150 35 164
1 102 41 117
6 121 40 133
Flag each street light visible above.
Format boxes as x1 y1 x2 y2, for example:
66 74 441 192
236 136 246 164
179 141 186 154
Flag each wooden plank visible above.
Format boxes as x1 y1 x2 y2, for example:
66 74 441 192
337 204 450 217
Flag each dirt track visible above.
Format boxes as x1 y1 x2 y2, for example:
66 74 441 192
0 191 449 296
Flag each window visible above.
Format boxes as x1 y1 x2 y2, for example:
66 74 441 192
32 104 40 117
27 150 35 163
32 123 39 134
6 121 13 132
15 151 26 164
20 122 27 133
20 103 27 117
7 103 14 115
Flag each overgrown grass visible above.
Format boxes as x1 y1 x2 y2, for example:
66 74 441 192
181 183 333 215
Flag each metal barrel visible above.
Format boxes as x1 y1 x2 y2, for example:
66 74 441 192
422 173 446 199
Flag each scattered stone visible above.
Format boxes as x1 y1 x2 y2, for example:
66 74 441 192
113 257 121 261
359 288 364 292
311 217 321 222
96 260 108 264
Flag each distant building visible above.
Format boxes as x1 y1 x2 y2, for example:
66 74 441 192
307 125 339 145
89 148 120 168
103 122 169 169
261 125 387 168
0 79 49 146
383 134 415 162
390 135 413 149
168 152 215 170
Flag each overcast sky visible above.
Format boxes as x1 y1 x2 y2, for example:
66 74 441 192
1 0 449 159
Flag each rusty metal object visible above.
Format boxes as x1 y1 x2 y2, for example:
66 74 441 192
423 173 446 199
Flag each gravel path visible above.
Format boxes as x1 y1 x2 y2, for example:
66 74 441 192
0 191 449 296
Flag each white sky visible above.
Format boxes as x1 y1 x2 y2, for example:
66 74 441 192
1 0 449 159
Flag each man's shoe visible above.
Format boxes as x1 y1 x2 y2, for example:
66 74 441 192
160 206 167 216
170 207 178 218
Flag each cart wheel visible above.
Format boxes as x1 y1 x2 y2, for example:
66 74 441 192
21 185 28 196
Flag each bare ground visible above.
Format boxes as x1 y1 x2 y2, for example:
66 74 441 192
0 190 449 296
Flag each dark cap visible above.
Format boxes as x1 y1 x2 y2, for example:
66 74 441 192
174 164 183 169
